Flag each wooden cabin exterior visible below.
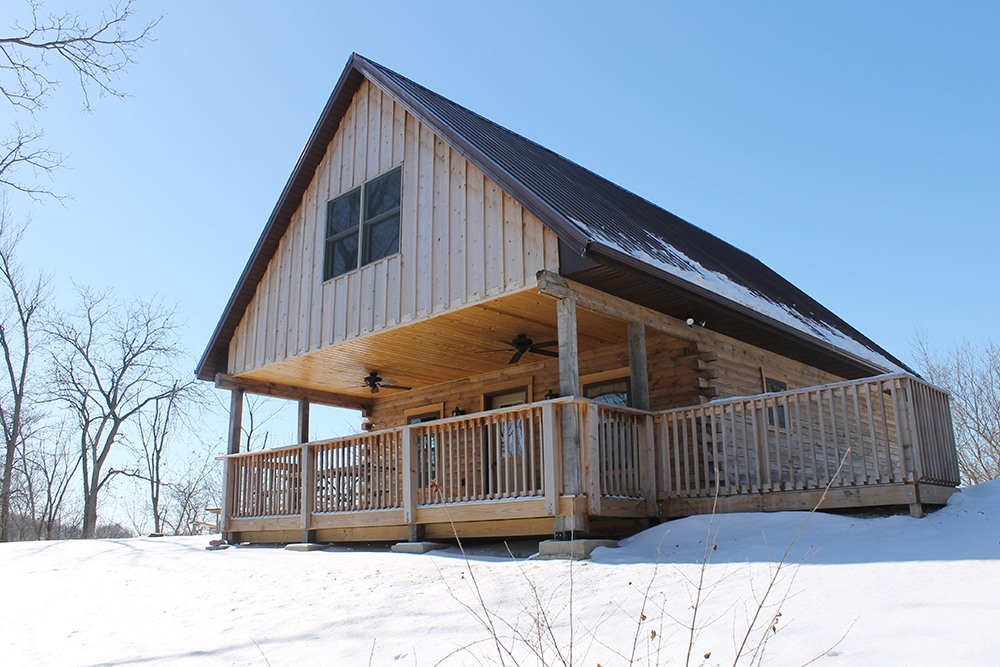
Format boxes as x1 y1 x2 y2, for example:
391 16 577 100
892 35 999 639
196 55 960 545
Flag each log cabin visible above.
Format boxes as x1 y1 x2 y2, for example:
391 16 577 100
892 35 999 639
196 54 960 546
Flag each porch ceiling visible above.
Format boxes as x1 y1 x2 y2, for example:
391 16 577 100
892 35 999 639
236 289 626 399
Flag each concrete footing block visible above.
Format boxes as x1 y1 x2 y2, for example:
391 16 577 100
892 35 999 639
537 539 619 560
284 543 328 552
390 541 450 554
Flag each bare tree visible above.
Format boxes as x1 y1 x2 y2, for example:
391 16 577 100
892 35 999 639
913 336 1000 484
17 417 81 539
131 380 202 534
47 287 184 538
135 389 176 534
211 390 282 451
161 453 220 535
1 1 159 199
0 210 48 541
242 394 282 451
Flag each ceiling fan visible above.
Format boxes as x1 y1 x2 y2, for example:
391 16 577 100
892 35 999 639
361 371 411 394
481 333 559 365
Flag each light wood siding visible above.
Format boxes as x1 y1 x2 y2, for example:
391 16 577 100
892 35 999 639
228 79 560 374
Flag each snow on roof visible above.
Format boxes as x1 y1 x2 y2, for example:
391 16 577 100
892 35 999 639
579 219 906 373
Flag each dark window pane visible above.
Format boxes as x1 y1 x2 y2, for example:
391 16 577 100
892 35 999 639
327 191 360 237
328 232 358 278
584 379 630 406
364 214 399 262
365 169 401 219
765 378 788 393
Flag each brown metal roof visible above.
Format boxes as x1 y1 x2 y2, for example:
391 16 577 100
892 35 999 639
197 54 908 382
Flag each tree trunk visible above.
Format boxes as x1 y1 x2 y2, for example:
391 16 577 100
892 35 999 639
82 492 98 539
0 440 14 541
151 489 161 534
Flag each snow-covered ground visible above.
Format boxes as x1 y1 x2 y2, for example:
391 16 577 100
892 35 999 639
4 483 998 666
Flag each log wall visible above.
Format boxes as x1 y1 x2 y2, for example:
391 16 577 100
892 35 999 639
368 332 700 430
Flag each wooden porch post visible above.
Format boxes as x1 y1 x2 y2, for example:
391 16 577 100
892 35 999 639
627 322 650 411
401 425 424 542
298 399 310 444
628 322 658 515
222 388 243 543
555 296 586 537
298 399 315 543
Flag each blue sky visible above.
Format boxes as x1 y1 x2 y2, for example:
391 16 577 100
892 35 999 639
9 1 999 440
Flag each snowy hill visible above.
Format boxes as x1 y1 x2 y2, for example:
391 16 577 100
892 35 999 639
3 482 998 666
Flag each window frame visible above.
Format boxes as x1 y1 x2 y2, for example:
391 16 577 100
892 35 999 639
761 372 789 429
580 368 631 407
323 166 402 282
404 404 443 492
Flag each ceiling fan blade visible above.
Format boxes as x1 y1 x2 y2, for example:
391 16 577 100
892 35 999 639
381 384 412 391
477 347 513 354
530 347 559 358
509 348 526 365
533 340 559 348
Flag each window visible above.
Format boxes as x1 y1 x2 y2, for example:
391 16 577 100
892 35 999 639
583 377 630 407
584 376 634 474
484 388 527 457
323 167 401 281
763 376 788 428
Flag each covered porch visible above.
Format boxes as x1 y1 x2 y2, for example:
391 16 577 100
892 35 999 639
220 372 959 544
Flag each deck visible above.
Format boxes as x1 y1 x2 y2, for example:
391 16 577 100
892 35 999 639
220 373 960 543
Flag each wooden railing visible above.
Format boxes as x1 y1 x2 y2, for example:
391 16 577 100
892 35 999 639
410 404 545 505
224 374 959 530
580 403 653 503
905 378 960 486
312 430 404 512
230 448 301 518
655 374 960 500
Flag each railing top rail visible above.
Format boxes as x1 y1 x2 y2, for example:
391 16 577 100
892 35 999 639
218 372 946 461
408 398 553 431
569 398 655 417
218 427 405 459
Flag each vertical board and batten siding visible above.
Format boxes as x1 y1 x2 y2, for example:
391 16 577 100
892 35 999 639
228 79 560 375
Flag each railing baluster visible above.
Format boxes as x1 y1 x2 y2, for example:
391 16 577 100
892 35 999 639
863 382 878 482
850 383 866 484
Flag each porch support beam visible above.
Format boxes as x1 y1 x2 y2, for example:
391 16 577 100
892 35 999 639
222 388 243 543
215 373 372 413
557 296 581 401
298 399 314 543
298 399 310 444
400 426 424 542
627 321 650 411
557 296 581 496
537 271 701 344
555 296 587 537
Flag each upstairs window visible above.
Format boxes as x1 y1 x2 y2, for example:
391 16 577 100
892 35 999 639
323 167 401 281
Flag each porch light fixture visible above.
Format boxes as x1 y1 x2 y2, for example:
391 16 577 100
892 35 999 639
451 406 465 417
685 315 706 327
